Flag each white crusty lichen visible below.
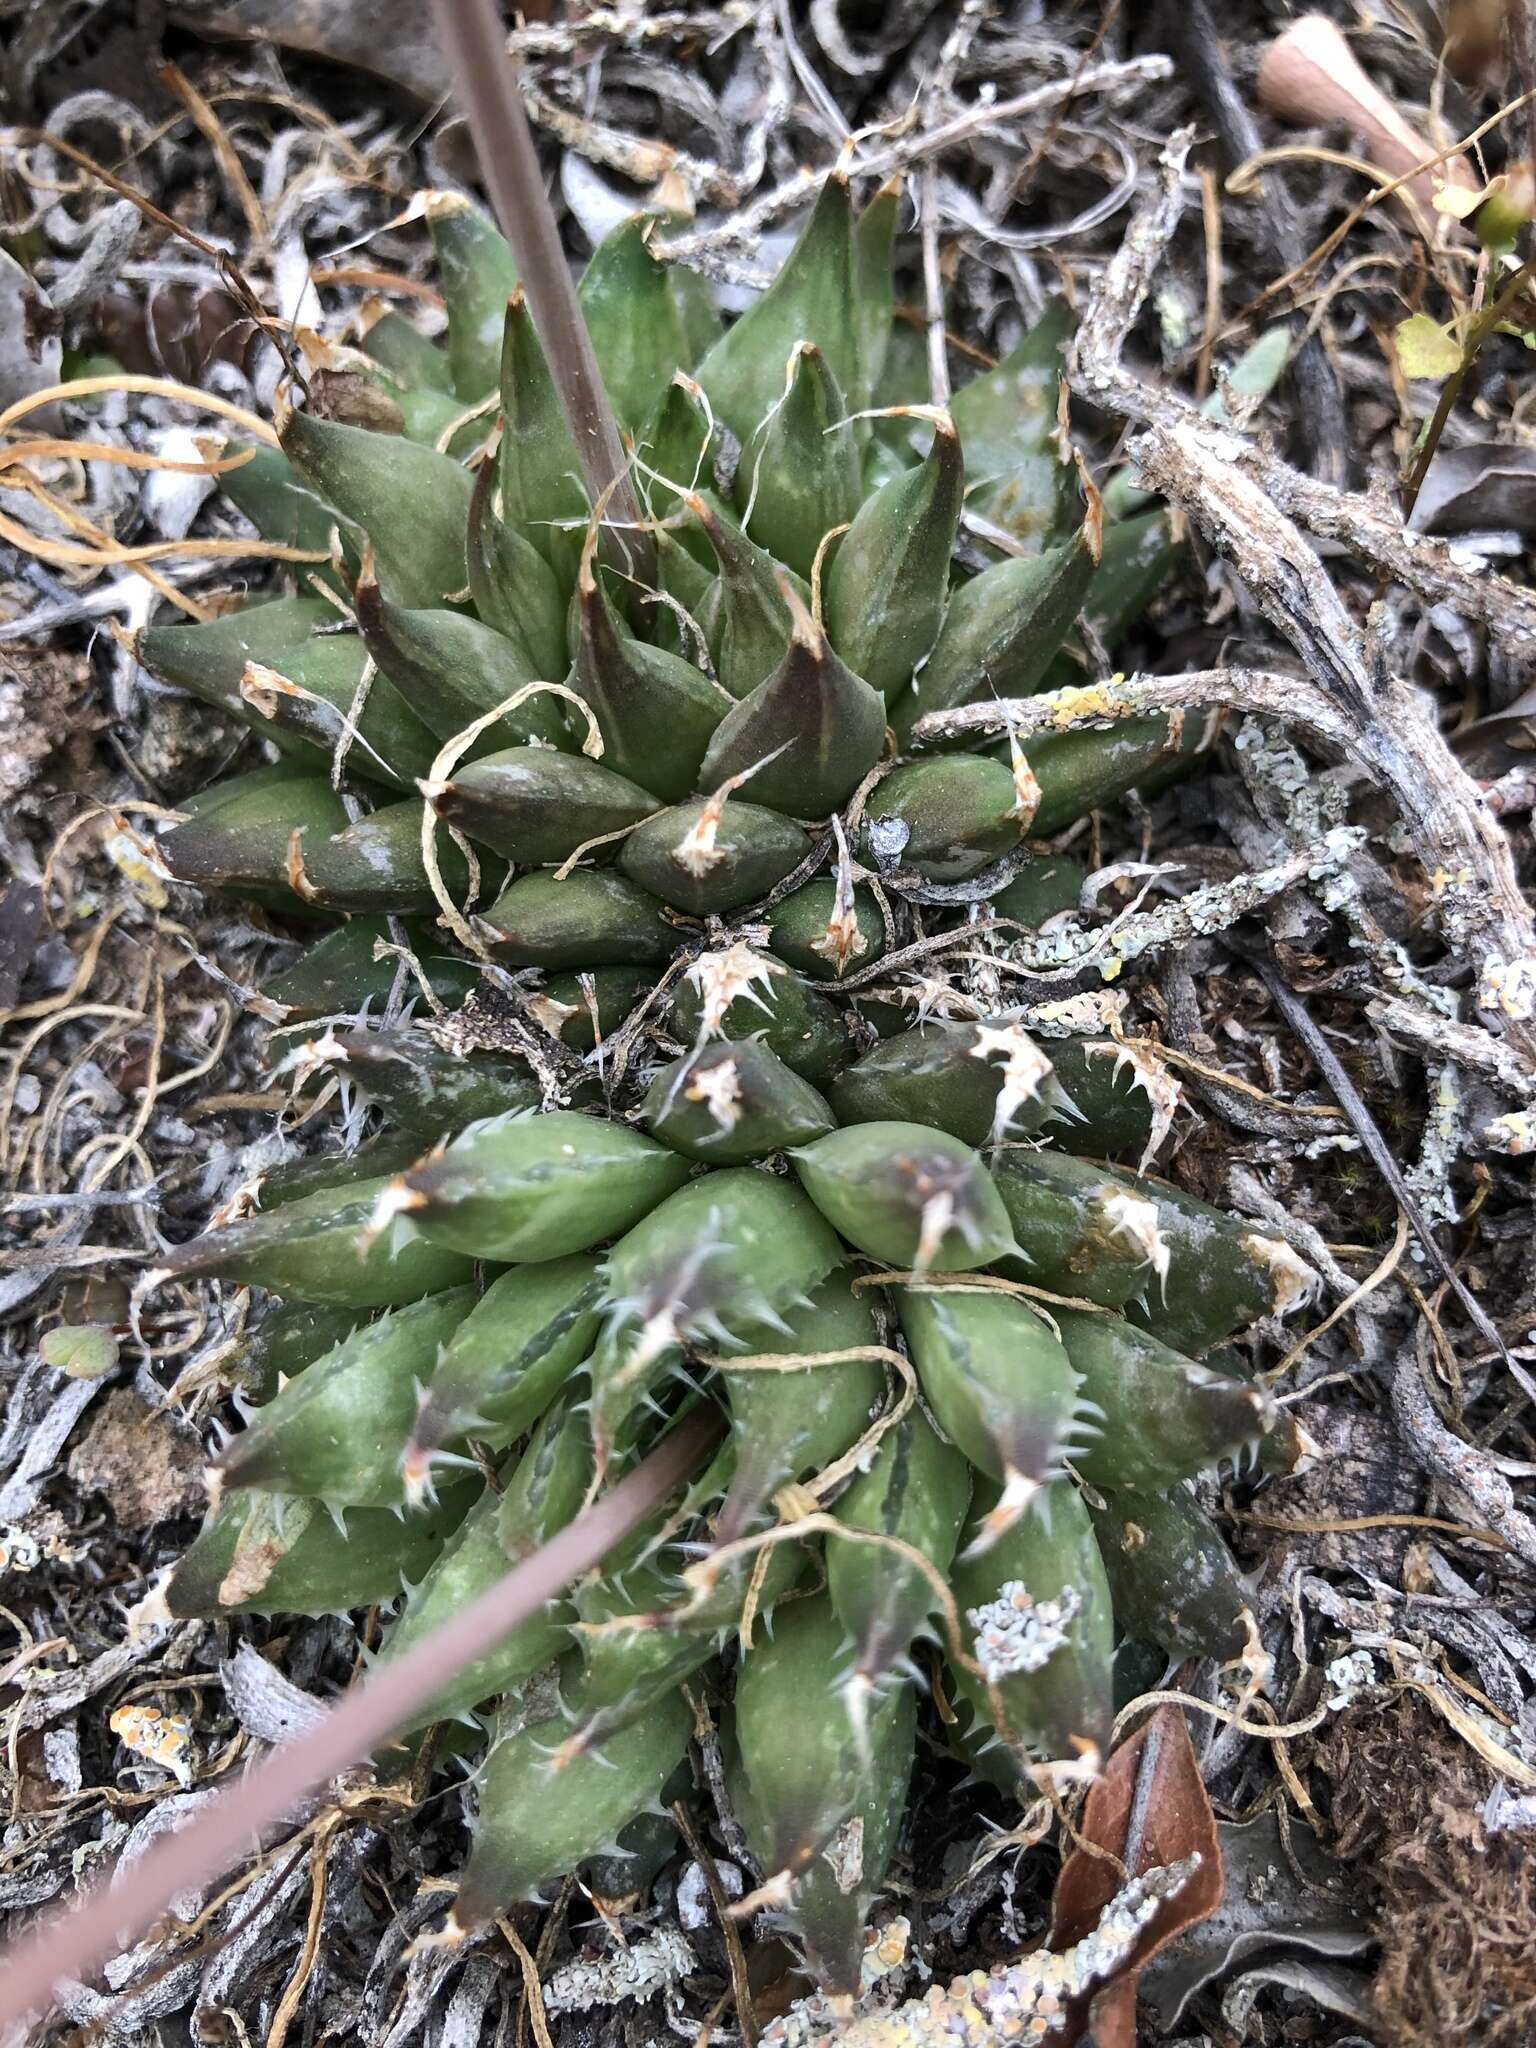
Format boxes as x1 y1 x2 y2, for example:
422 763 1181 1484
540 1924 697 2017
1023 990 1128 1039
761 1920 918 2048
1014 831 1361 982
1484 1110 1535 1156
968 1582 1083 1683
762 1861 1200 2048
1324 1648 1378 1710
1403 1059 1465 1230
1477 951 1536 1024
108 1703 196 1789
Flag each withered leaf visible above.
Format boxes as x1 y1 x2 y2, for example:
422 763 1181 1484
1048 1704 1224 2048
168 0 452 102
1140 1809 1372 2030
1410 440 1536 537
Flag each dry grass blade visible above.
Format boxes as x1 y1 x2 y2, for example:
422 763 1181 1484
0 1409 722 2034
427 0 652 577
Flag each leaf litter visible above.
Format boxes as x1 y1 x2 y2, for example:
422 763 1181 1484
2 1 1536 2043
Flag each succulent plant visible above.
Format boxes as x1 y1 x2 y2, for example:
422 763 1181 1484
142 176 1313 1994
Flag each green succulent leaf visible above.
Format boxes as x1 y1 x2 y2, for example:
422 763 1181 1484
620 798 809 916
157 1172 478 1309
320 1030 540 1143
792 1122 1017 1272
697 581 885 816
455 1657 691 1924
711 1269 880 1541
590 1167 842 1470
948 1477 1115 1776
498 288 588 582
831 1019 1059 1149
694 172 862 446
465 462 570 677
359 309 454 395
580 215 693 431
898 1285 1082 1522
825 408 964 699
426 191 521 401
738 341 862 579
396 1108 690 1265
406 1255 603 1482
1088 1482 1258 1666
279 406 473 610
425 746 657 866
640 1038 835 1163
861 755 1024 882
892 524 1096 743
218 1287 477 1508
829 1408 972 1686
483 868 678 968
729 1592 917 1996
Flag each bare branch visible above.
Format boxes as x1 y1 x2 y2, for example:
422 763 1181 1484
655 58 1173 260
1392 1347 1536 1566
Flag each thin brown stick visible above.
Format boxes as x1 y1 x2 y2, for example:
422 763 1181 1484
1402 254 1536 521
428 0 652 579
263 1821 333 2048
0 1409 721 2034
671 1797 759 2048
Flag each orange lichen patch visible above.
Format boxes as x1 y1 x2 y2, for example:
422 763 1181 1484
109 1703 195 1786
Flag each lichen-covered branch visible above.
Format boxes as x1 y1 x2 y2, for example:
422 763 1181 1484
907 667 1354 752
1369 993 1536 1103
1071 132 1536 657
762 1858 1200 2047
1392 1349 1536 1568
1070 138 1536 1063
1000 833 1362 981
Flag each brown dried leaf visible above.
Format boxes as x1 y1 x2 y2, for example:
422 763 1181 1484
1409 441 1536 537
168 0 451 103
1048 1704 1224 2048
